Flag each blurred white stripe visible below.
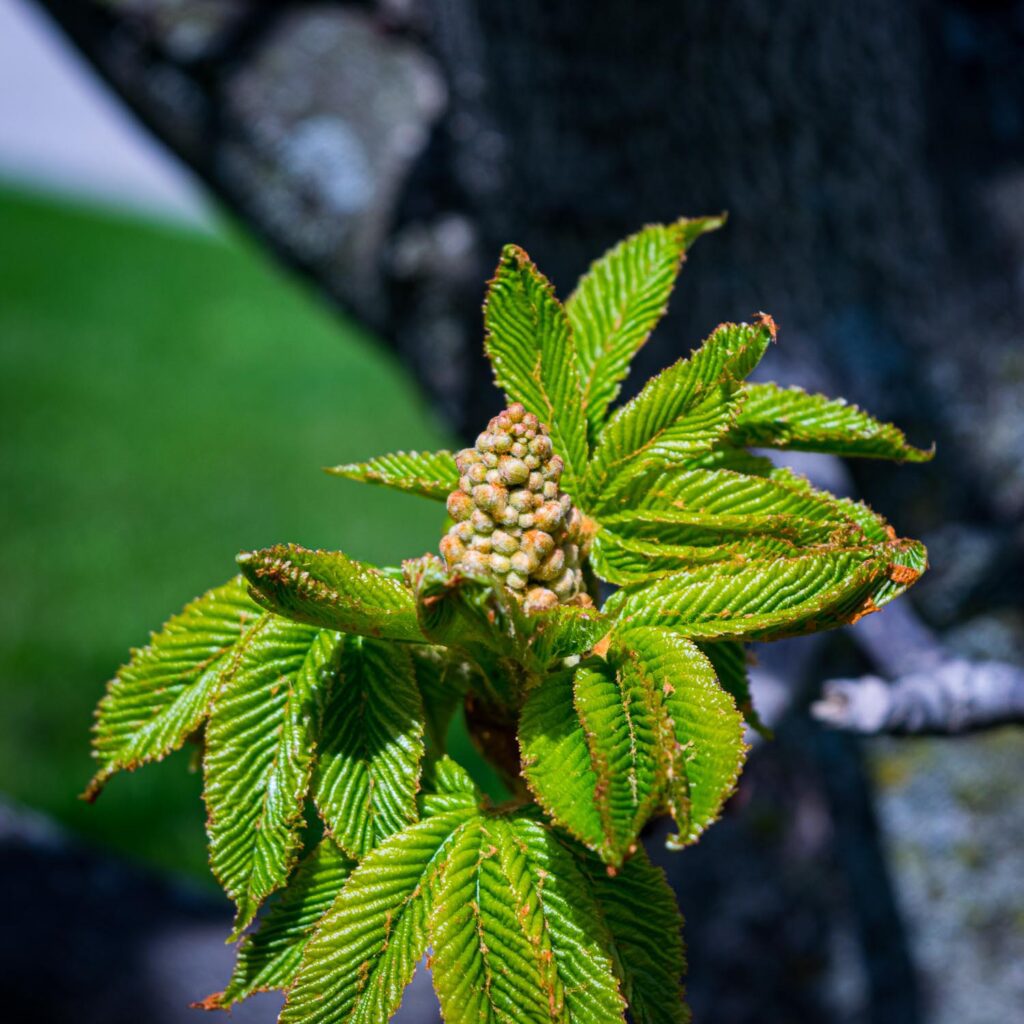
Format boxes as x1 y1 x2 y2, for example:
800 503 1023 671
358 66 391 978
0 0 212 227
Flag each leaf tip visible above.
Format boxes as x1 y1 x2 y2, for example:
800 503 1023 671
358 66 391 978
754 311 778 342
190 993 225 1012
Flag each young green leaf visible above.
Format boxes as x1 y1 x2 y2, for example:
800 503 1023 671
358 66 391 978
419 754 482 816
238 544 423 642
312 636 425 858
506 814 628 1024
411 646 470 754
429 814 627 1024
591 528 818 586
519 661 664 866
484 244 587 493
605 543 926 642
731 383 934 461
621 627 747 846
281 808 475 1024
326 449 460 500
567 215 724 442
573 845 690 1024
698 640 769 736
582 320 774 505
589 463 886 585
204 619 340 935
209 838 355 1008
85 576 262 800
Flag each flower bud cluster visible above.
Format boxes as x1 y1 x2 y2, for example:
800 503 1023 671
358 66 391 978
440 404 587 613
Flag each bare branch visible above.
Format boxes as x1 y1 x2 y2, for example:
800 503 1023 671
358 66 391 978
812 659 1024 735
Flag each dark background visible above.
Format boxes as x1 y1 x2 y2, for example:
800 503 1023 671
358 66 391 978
2 1 1023 1022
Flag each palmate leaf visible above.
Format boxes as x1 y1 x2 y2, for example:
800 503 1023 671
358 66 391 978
85 576 262 799
572 844 690 1024
581 320 774 506
732 383 934 461
238 544 423 642
621 627 747 846
605 541 927 643
429 813 626 1024
312 635 425 858
519 661 664 866
204 619 340 935
566 216 724 441
281 807 477 1024
208 838 356 1008
484 244 588 493
326 449 459 501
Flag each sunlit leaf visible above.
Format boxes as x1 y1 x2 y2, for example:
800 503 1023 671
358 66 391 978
326 449 459 501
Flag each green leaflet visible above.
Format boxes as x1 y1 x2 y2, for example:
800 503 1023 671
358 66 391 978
732 383 934 461
698 640 769 736
85 576 262 799
238 543 423 642
211 838 356 1008
411 645 470 753
591 528 819 586
595 461 871 531
519 661 664 866
419 754 482 817
590 464 887 585
484 244 588 494
582 321 774 505
573 844 690 1024
281 808 475 1024
566 216 724 442
204 619 340 936
430 814 626 1024
605 543 926 642
312 635 425 858
326 449 459 501
621 627 747 846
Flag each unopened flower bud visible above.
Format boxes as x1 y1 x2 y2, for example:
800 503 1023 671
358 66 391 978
447 491 473 522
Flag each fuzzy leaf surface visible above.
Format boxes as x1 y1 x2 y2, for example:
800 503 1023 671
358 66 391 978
566 216 723 440
204 619 339 934
621 627 747 845
313 636 425 858
326 449 459 500
86 576 262 798
574 845 690 1024
484 244 587 492
429 814 626 1024
214 838 355 1007
519 661 663 866
732 384 933 461
238 544 423 641
605 543 926 642
281 808 475 1024
583 320 773 504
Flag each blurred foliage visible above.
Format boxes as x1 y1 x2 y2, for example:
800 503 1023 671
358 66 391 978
0 187 464 883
